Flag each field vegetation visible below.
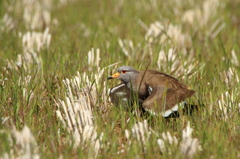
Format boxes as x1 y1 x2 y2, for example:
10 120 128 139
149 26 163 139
0 0 239 158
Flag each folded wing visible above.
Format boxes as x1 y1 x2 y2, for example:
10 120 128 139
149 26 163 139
142 85 194 117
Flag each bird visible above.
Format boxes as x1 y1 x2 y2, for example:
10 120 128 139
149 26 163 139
108 66 195 117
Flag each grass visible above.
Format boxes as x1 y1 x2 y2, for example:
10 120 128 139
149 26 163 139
0 0 240 158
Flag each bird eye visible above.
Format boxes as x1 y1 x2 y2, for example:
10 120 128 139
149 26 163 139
121 70 126 73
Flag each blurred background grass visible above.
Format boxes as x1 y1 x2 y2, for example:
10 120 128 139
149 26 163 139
0 0 239 158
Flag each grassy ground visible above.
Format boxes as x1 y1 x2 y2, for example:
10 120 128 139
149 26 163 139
0 0 240 158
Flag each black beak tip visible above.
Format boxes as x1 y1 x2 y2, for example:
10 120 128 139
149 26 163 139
107 77 113 80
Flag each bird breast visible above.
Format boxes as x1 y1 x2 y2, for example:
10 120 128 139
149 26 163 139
126 79 149 100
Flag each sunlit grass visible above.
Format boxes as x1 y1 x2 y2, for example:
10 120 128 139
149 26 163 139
0 0 240 158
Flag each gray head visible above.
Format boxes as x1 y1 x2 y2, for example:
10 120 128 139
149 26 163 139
108 66 139 84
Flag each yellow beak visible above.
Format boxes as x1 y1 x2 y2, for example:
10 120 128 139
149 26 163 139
108 72 120 80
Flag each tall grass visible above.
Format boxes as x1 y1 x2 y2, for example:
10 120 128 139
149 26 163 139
0 0 239 158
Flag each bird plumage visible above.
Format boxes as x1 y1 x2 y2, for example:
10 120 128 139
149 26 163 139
108 66 195 117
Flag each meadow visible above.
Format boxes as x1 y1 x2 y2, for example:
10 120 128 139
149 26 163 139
0 0 239 158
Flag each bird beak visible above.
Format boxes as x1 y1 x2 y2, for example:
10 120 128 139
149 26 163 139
108 72 120 80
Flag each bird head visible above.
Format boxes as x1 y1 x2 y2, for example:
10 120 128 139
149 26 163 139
108 66 139 84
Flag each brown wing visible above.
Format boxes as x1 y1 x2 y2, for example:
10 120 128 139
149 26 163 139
141 70 195 98
142 86 191 116
141 70 195 116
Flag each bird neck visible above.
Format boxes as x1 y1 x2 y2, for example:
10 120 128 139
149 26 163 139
124 73 139 91
126 72 150 99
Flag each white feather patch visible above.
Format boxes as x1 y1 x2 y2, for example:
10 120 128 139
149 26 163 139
146 101 186 117
148 86 153 94
116 92 127 96
161 101 185 117
110 84 125 93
